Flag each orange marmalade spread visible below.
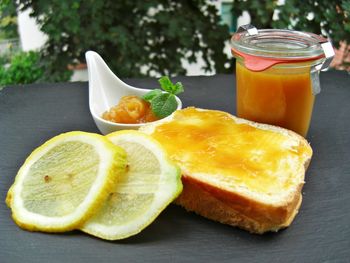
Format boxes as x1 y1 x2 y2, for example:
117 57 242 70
236 62 315 137
102 95 158 124
150 108 311 194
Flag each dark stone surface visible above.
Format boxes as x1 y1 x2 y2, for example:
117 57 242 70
0 71 349 263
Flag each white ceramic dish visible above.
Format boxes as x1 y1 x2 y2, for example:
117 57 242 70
85 51 182 135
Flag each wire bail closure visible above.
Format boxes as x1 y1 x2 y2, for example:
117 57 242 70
234 24 335 95
315 41 335 71
236 24 335 72
237 24 258 36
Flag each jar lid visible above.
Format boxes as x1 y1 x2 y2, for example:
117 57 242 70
231 24 334 71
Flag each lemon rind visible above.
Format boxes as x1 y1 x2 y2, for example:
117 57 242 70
80 130 183 240
9 131 127 232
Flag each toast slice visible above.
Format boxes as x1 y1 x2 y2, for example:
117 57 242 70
140 107 312 233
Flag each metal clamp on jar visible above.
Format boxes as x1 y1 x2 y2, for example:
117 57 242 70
231 24 334 137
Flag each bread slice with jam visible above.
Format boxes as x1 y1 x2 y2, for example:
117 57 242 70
140 107 312 233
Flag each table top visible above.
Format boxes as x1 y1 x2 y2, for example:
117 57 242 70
0 72 349 263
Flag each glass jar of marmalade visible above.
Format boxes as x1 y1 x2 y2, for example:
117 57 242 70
231 25 334 137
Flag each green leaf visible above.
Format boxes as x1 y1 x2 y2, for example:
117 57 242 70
158 76 173 93
173 82 184 95
150 93 177 118
144 76 183 118
158 76 184 95
142 88 162 101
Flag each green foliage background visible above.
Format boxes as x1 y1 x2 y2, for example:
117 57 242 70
0 0 18 40
16 0 232 82
0 51 44 86
231 0 350 48
1 0 350 85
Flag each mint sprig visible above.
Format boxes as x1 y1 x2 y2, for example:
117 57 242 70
142 76 184 118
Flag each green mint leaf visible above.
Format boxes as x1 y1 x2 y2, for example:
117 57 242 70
158 76 185 95
145 76 183 118
173 82 184 95
158 76 174 93
150 93 177 118
142 89 162 101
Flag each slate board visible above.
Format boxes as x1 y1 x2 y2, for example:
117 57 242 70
0 72 349 263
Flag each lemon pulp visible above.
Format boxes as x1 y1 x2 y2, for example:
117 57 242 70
9 131 126 232
81 130 182 240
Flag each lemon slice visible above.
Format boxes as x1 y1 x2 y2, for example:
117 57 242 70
7 131 126 232
80 130 182 240
5 184 13 208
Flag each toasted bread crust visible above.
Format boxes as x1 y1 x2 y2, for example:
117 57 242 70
175 154 311 233
175 175 303 233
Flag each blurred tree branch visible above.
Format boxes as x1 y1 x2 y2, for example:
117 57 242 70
14 0 233 81
0 0 18 40
231 0 350 48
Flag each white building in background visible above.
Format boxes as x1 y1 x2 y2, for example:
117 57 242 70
17 2 250 80
17 9 46 51
17 8 87 81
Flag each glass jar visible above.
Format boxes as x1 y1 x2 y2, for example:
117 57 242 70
231 25 334 137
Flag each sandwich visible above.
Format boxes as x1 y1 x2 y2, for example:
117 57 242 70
140 107 312 233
